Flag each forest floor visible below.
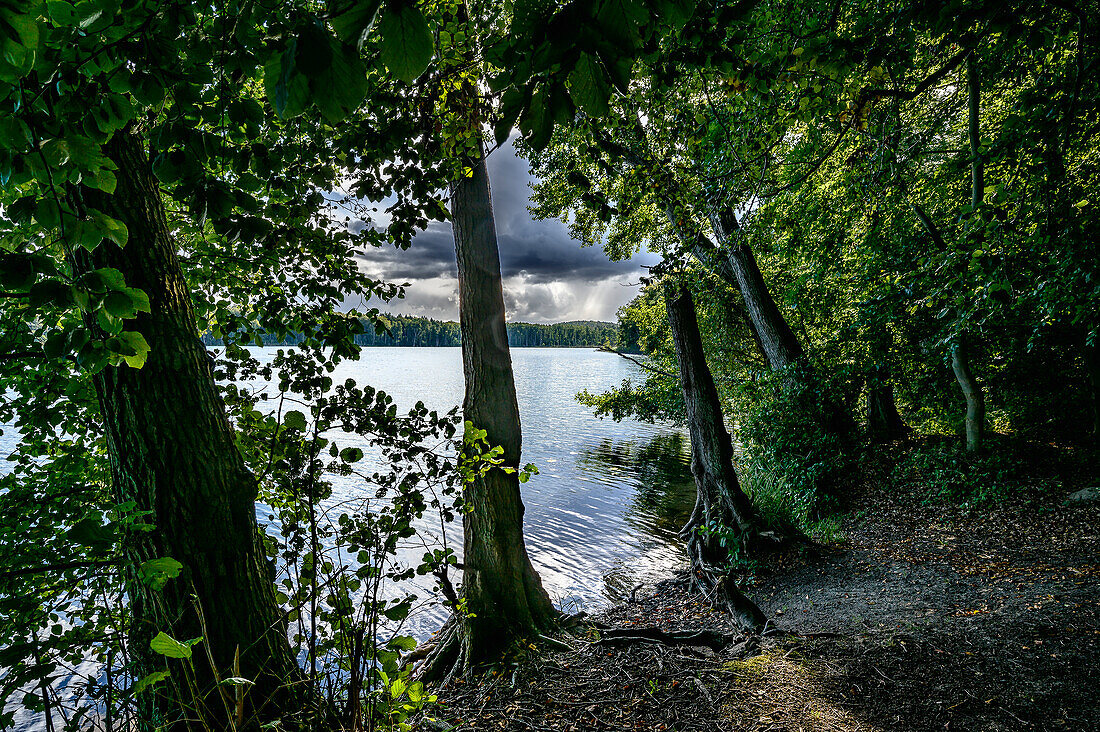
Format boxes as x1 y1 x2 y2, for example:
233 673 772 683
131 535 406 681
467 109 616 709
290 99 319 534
433 439 1100 731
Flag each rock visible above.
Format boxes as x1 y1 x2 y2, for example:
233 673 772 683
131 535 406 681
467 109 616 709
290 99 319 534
1066 487 1100 503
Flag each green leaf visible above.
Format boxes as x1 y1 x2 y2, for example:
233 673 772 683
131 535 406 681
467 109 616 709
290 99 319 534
66 517 115 546
283 410 307 431
84 267 126 293
386 635 417 651
311 38 369 122
132 670 170 695
568 54 611 117
378 4 433 84
339 446 364 463
103 290 138 318
149 632 198 659
330 0 384 49
296 22 334 78
139 557 183 590
116 331 151 368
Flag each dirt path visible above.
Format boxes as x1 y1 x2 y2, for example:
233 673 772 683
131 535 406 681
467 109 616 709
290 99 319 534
434 479 1100 731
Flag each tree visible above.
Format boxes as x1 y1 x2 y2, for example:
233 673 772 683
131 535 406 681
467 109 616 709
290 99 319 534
425 0 558 674
663 276 772 629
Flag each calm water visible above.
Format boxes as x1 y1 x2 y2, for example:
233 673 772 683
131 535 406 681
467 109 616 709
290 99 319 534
263 347 695 630
3 347 695 729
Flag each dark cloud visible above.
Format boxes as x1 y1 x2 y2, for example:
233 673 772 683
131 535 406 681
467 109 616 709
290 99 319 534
353 137 658 322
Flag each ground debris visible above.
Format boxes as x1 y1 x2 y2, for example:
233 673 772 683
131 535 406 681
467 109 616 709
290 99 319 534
431 443 1100 731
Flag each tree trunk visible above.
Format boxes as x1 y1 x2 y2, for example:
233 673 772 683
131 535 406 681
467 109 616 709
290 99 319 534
83 130 300 726
451 146 558 667
949 56 987 454
1085 332 1100 437
866 325 908 440
724 243 805 371
663 280 769 630
867 383 907 440
951 337 985 452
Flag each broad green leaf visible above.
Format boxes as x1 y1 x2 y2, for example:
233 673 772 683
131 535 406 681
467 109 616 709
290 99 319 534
329 0 384 49
378 4 432 84
116 331 151 368
132 670 170 695
149 632 197 659
568 54 611 117
139 557 183 590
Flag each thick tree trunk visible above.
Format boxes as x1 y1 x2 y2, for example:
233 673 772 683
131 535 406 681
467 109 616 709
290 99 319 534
866 325 908 440
84 130 300 726
951 337 985 452
663 280 770 629
451 146 557 666
867 383 907 440
724 243 805 371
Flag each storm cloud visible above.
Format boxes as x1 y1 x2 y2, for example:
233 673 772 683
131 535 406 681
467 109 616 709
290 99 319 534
353 138 658 323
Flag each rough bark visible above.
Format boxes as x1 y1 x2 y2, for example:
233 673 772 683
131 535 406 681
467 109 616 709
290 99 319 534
663 280 769 630
82 130 301 726
451 146 558 666
951 337 985 452
708 209 804 371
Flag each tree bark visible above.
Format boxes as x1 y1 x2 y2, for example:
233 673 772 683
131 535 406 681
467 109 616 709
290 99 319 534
950 55 988 454
708 209 804 371
866 325 908 440
451 146 558 667
663 279 768 630
951 337 985 452
83 130 300 726
867 383 907 440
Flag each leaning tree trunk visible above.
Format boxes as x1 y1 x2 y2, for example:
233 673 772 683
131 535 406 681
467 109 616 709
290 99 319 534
663 280 769 630
450 145 558 667
82 130 301 726
951 337 985 452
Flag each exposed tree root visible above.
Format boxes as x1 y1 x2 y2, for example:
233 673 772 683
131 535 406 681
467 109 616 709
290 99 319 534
595 627 733 651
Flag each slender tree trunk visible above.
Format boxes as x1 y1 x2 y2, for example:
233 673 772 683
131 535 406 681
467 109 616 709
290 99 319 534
451 146 557 666
663 279 769 630
83 130 300 727
951 337 985 452
949 55 988 453
1085 332 1100 437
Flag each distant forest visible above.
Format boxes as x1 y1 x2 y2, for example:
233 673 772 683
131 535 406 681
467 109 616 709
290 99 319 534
201 314 620 348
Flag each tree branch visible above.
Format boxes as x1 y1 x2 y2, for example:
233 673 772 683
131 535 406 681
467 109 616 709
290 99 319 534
598 345 678 379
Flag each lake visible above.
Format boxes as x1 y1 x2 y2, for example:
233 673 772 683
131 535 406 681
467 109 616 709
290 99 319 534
2 346 695 730
254 346 695 632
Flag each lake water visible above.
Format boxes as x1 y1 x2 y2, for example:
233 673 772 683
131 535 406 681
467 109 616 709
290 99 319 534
3 347 695 730
261 347 695 632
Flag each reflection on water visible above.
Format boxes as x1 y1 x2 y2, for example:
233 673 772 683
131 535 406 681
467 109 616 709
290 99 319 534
304 348 696 628
3 348 698 730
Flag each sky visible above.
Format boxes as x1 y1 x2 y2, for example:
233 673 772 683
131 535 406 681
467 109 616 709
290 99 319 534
351 138 660 324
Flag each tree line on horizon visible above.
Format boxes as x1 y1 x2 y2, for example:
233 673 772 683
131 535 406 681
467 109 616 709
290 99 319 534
199 313 620 348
